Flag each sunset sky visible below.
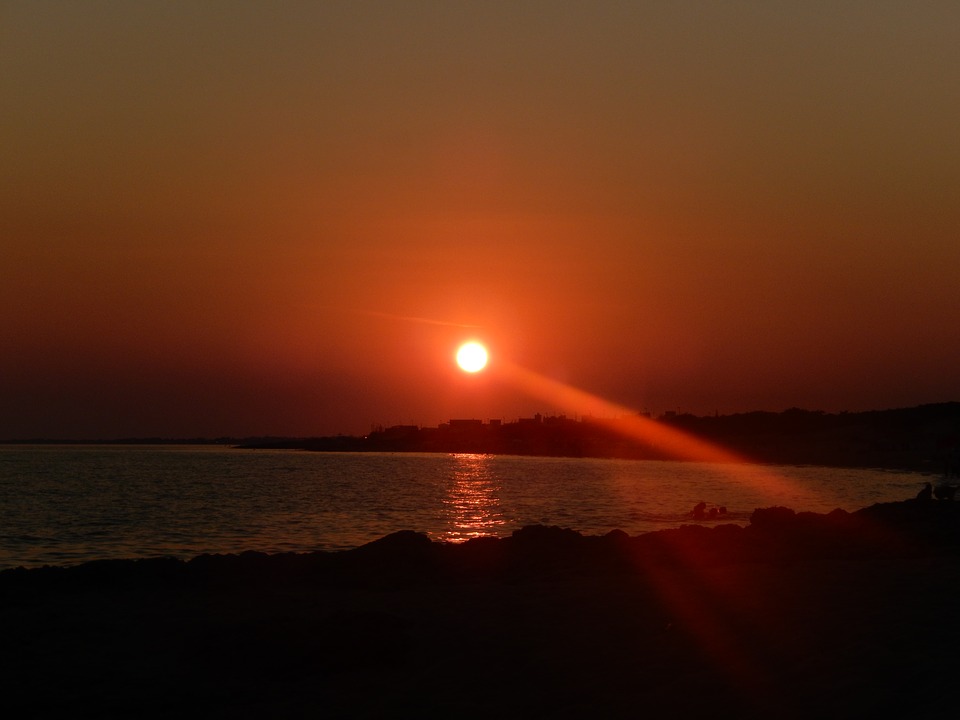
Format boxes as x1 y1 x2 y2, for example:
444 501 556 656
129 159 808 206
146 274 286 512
3 1 959 439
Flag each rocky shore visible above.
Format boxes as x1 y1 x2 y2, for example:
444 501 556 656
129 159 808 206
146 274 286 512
3 500 960 718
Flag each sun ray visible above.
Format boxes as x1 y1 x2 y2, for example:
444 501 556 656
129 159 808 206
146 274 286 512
494 359 824 698
497 360 805 500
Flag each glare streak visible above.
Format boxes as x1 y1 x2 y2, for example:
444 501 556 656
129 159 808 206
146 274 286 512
498 360 805 500
496 360 820 699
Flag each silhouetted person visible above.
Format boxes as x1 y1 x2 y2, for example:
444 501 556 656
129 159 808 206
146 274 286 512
692 502 707 520
934 484 957 501
916 483 933 501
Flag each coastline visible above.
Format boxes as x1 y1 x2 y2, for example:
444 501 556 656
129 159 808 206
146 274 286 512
3 499 959 718
7 402 958 474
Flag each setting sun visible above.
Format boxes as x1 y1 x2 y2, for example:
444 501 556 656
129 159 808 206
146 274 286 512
456 342 489 373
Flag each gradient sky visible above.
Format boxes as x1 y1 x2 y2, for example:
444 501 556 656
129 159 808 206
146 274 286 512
2 1 959 439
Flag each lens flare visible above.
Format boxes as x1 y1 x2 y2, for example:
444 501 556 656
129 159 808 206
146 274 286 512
496 359 803 498
488 358 838 700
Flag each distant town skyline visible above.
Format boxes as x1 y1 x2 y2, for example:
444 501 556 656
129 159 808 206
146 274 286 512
3 2 959 439
242 403 960 475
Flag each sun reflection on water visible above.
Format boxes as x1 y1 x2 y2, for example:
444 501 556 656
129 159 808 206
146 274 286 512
440 453 506 542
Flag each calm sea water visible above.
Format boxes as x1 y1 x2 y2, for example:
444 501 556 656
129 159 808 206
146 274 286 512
0 445 925 569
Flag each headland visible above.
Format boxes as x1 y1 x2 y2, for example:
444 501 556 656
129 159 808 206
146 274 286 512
242 402 960 473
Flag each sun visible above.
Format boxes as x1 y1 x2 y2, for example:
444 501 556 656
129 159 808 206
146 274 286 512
456 341 489 373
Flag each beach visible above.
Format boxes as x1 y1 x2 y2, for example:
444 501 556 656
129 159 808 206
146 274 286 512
3 500 959 718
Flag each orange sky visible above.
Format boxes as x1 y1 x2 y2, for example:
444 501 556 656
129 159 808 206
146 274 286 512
2 1 959 438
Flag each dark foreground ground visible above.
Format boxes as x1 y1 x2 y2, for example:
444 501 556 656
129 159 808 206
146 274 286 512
3 501 960 719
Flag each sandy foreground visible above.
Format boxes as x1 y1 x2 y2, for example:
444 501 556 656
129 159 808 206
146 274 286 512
3 500 960 719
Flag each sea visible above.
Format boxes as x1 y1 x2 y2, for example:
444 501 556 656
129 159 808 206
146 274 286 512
0 444 927 570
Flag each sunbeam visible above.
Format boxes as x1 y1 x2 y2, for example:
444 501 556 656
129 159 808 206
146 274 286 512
498 360 807 501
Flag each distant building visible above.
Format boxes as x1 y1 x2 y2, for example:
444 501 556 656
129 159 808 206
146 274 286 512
449 419 483 429
381 424 419 439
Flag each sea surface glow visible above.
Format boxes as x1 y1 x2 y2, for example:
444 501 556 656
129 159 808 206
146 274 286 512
0 444 924 569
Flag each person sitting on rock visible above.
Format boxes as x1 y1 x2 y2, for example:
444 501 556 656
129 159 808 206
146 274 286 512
934 484 957 501
916 482 933 501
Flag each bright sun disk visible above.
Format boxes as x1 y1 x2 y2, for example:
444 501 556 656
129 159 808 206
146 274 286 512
456 342 488 372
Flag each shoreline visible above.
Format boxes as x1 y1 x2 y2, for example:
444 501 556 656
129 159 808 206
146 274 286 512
5 498 959 578
3 499 959 717
5 401 959 474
